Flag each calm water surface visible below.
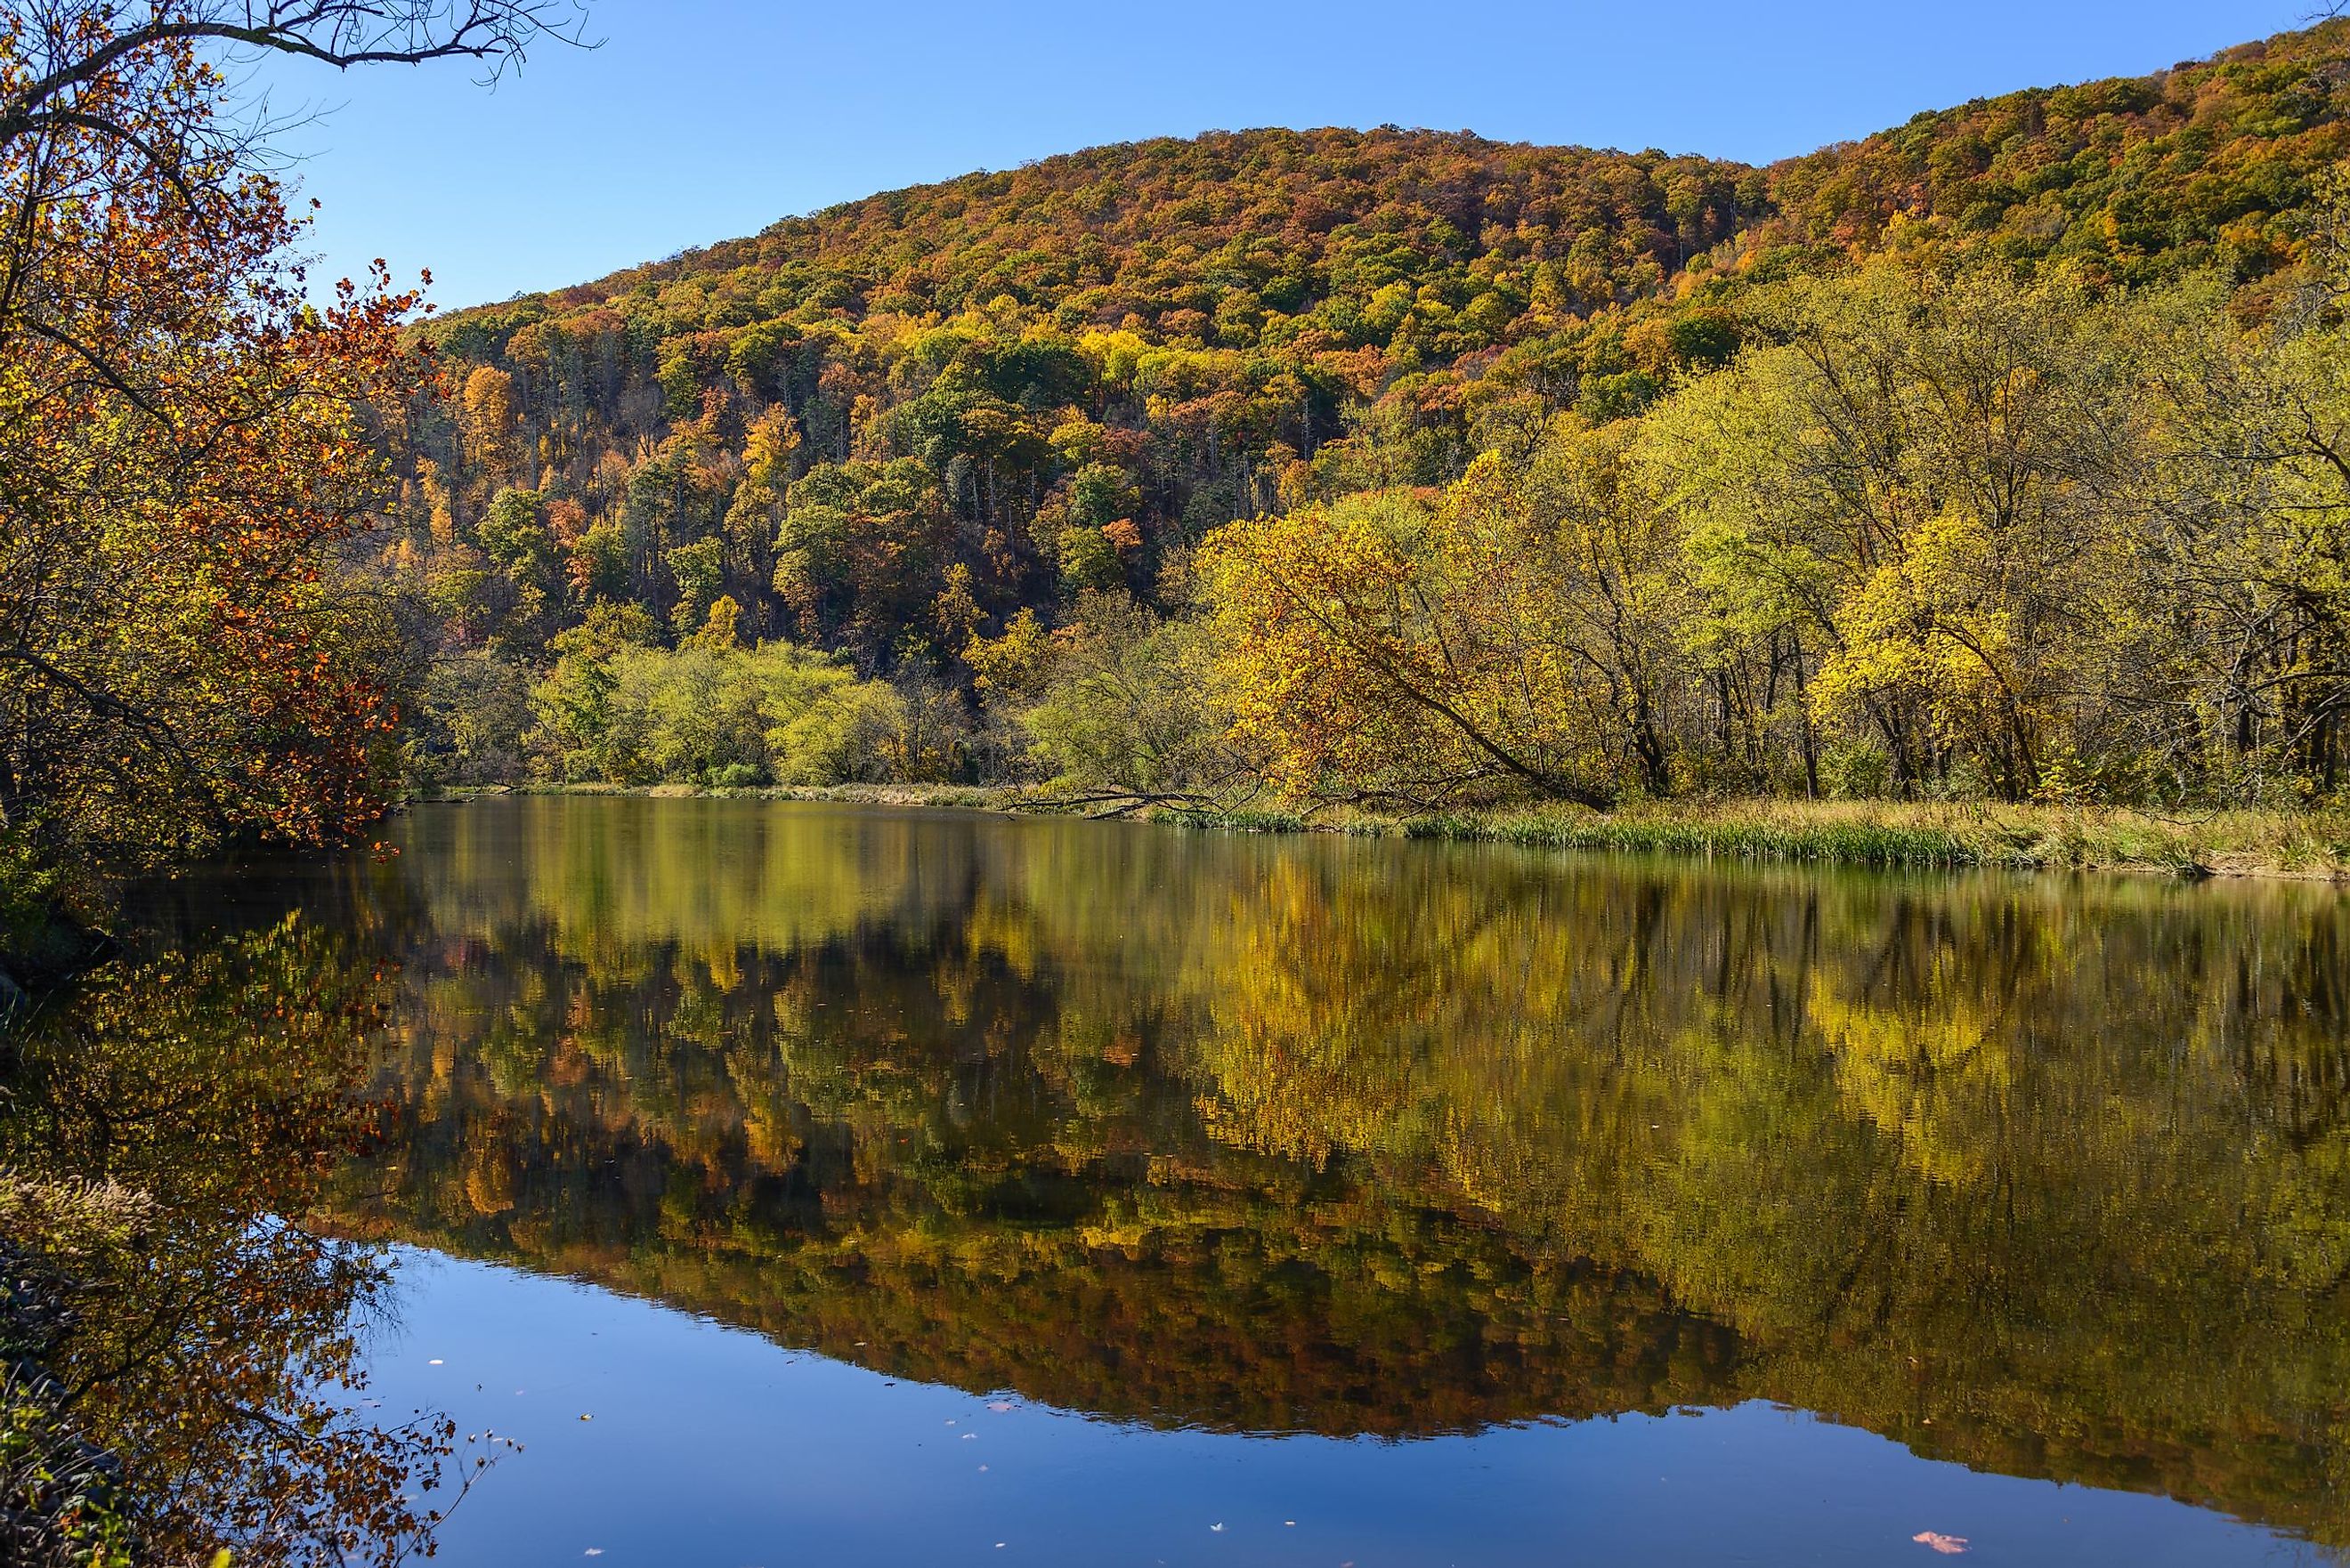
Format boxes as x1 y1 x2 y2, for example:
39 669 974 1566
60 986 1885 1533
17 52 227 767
130 800 2350 1562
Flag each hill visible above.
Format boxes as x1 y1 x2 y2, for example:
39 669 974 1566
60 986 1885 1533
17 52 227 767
377 20 2350 783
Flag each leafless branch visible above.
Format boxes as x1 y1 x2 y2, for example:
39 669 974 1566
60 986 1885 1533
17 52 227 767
0 2 599 150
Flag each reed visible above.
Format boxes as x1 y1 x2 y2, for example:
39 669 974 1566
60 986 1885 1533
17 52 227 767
1380 799 2350 877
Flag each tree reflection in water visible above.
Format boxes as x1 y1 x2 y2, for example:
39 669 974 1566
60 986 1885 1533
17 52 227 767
0 916 483 1567
18 796 2350 1557
308 799 2350 1548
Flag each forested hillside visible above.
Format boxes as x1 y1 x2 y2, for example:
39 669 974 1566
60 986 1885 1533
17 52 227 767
385 20 2350 808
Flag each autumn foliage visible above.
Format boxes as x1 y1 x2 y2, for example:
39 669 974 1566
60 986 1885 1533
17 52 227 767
0 4 591 882
385 20 2350 809
0 10 436 870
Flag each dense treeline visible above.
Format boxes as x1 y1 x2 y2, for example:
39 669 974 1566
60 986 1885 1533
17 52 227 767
391 21 2350 809
1195 251 2350 807
11 12 2350 911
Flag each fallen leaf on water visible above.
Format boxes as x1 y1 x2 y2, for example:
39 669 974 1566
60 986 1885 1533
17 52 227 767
579 1413 594 1422
1913 1532 1969 1555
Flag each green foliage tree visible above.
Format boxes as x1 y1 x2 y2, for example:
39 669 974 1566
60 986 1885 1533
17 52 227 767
1020 593 1258 808
531 634 915 788
1652 260 2144 798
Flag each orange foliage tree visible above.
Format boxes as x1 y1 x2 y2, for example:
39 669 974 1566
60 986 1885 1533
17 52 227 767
0 1 584 869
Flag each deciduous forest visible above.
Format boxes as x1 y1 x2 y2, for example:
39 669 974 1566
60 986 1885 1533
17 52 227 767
383 20 2350 815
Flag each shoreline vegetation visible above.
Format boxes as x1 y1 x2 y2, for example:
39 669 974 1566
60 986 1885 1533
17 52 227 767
417 783 2350 880
375 42 2350 872
0 7 591 1558
369 20 2350 869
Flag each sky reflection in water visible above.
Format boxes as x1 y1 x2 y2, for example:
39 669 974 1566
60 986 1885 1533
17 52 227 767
362 1249 2326 1568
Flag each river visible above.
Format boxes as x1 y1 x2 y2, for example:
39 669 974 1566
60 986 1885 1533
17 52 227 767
18 796 2350 1564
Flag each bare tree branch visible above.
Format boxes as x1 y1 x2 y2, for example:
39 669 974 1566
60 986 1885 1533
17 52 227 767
0 3 598 150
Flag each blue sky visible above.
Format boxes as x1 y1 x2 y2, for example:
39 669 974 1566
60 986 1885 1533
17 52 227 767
251 0 2314 311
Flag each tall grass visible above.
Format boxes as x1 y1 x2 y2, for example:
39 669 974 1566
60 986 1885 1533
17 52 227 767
1385 799 2350 877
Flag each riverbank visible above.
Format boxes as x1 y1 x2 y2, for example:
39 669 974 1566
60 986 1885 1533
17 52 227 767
1372 799 2350 877
415 785 2350 881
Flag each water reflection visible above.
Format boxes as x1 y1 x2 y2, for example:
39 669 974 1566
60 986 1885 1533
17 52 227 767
0 917 470 1568
59 796 2350 1558
243 796 2348 1550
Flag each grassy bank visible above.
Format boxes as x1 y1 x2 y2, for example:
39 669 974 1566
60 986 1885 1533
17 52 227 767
1107 796 2350 879
1355 799 2350 878
416 786 2350 880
